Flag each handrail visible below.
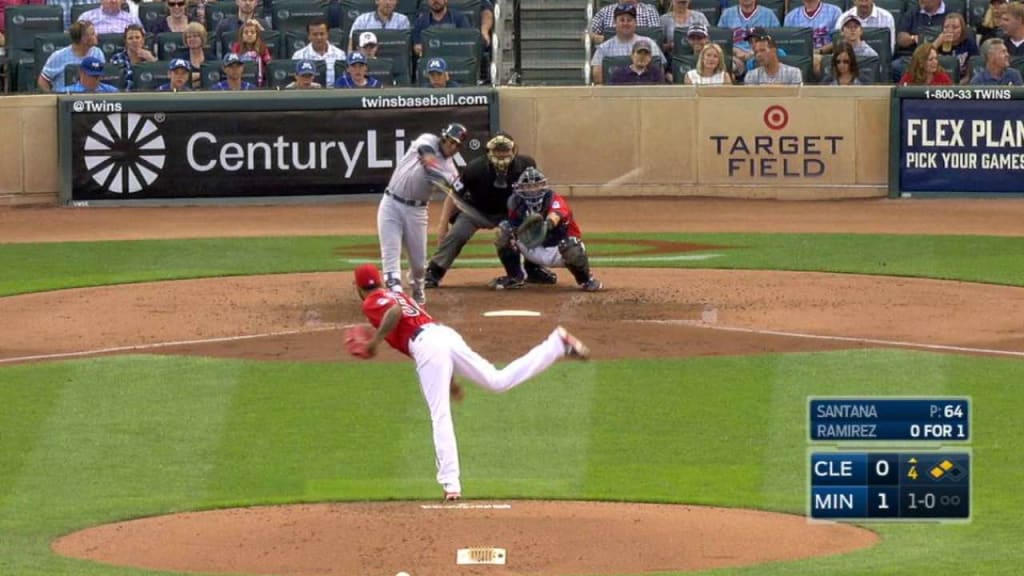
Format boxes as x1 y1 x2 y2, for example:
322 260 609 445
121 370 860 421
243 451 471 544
583 0 593 85
491 0 502 85
512 0 522 84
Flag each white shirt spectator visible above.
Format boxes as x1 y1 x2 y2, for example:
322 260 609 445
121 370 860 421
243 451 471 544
77 4 143 35
590 35 665 66
348 9 411 44
292 43 346 86
835 4 896 53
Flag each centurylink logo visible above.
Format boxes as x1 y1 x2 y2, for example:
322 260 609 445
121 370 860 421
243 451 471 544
82 113 166 194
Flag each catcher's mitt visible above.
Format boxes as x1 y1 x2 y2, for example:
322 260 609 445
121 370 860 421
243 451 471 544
344 324 375 359
516 213 549 249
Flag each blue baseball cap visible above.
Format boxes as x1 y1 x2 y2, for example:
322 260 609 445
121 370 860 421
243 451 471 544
295 59 316 75
347 52 367 66
222 52 243 66
427 57 447 73
80 56 105 76
168 58 191 71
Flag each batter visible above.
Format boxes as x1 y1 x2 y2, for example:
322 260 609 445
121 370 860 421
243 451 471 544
351 263 590 500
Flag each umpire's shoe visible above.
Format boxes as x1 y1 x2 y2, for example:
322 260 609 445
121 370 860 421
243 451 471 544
424 263 445 289
525 266 558 285
489 275 525 290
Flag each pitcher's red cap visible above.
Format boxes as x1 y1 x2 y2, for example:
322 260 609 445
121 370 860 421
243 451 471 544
354 263 383 289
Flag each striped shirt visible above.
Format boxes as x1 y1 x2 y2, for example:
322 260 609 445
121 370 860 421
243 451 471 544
784 2 842 49
65 81 119 92
718 5 780 45
291 42 345 86
40 45 105 92
46 0 93 29
589 2 661 34
745 62 803 84
348 10 410 44
76 6 143 34
387 133 457 204
835 5 897 52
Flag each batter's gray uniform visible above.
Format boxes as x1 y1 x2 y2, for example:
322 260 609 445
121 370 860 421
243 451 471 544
377 133 459 304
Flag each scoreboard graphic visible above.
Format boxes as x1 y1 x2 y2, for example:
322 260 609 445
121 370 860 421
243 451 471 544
808 397 972 523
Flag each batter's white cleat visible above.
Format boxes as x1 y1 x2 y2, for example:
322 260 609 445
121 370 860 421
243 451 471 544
557 326 590 360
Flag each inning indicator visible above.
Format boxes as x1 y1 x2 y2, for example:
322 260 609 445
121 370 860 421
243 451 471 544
809 397 970 442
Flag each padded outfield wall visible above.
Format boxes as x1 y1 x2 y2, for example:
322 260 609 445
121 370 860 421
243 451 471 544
0 86 891 206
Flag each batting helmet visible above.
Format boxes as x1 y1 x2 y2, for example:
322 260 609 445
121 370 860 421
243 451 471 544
441 123 468 145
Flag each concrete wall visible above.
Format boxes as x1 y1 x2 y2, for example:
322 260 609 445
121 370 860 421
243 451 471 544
0 86 891 205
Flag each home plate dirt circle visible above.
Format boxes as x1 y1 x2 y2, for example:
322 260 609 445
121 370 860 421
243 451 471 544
52 501 877 576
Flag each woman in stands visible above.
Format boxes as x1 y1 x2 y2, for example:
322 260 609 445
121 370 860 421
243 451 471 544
978 0 1008 43
110 24 157 91
900 43 953 85
231 18 273 86
827 42 861 85
661 0 710 57
933 13 978 83
684 42 733 84
149 0 195 35
174 21 217 89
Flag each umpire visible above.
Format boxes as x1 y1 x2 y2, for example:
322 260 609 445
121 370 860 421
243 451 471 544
424 132 557 288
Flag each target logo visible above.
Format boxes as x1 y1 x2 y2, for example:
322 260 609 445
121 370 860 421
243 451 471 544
82 113 166 194
763 105 789 130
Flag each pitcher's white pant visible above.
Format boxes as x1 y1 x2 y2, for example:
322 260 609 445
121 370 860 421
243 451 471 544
377 195 429 290
408 324 568 494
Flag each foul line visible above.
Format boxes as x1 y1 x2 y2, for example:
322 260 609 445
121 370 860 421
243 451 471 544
636 319 1024 358
0 325 346 365
420 503 513 510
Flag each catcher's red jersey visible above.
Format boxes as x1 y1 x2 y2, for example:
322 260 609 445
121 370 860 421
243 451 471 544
361 289 434 356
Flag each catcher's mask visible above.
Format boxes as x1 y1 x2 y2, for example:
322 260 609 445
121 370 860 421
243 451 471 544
486 132 516 171
441 122 468 145
514 167 550 213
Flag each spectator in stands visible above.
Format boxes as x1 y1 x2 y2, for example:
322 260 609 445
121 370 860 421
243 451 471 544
213 0 270 44
685 21 710 55
839 15 878 58
231 18 272 86
148 0 194 35
661 0 710 57
590 4 666 85
157 57 192 90
896 0 946 56
899 43 952 84
835 0 895 53
785 0 841 76
48 0 93 30
357 31 379 59
77 0 143 34
971 37 1023 84
64 54 118 91
609 40 665 84
38 20 103 92
286 59 323 89
348 0 410 52
825 42 862 84
588 0 660 46
211 51 256 89
109 23 156 91
335 51 382 88
292 18 345 86
685 42 733 84
0 0 45 49
719 0 780 74
977 0 1008 44
999 3 1024 57
412 0 472 58
423 56 458 87
745 34 803 84
174 21 215 88
933 13 977 83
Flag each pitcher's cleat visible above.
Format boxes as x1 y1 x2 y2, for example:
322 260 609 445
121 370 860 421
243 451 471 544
444 491 462 502
556 326 590 360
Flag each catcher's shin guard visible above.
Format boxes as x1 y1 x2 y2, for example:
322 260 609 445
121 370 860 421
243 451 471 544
558 237 593 285
497 244 525 280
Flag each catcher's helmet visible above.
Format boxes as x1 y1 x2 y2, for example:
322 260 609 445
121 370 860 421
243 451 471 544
514 167 547 198
441 122 468 145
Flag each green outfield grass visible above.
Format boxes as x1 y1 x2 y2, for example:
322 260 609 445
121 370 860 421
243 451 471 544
1 233 1022 575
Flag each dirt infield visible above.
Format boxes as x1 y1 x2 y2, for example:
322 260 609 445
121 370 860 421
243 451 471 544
5 198 1024 575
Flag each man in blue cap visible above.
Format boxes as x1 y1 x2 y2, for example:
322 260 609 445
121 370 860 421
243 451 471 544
157 58 193 92
425 57 459 88
65 56 119 93
334 52 383 88
286 59 324 89
211 52 256 90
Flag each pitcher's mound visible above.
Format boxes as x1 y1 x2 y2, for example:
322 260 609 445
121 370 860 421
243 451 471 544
53 500 877 575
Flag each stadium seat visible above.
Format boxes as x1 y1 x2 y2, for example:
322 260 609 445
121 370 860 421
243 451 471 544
599 54 632 83
770 27 814 57
670 53 698 84
1012 56 1024 78
156 31 185 60
417 54 479 86
138 2 168 32
602 26 665 47
266 58 297 88
873 0 904 25
968 0 991 29
367 56 395 85
779 53 813 81
63 61 126 89
71 3 99 24
338 0 375 38
131 60 170 90
199 60 259 88
938 53 960 82
821 53 881 83
420 26 481 61
4 5 63 53
33 32 72 63
272 0 329 35
690 0 722 25
97 33 125 60
440 0 484 28
282 30 308 57
353 28 411 84
967 53 985 79
204 2 239 35
396 0 417 19
11 50 37 93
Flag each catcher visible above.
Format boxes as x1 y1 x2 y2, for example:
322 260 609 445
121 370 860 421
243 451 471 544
490 167 603 291
346 263 591 501
424 132 556 289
